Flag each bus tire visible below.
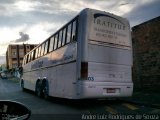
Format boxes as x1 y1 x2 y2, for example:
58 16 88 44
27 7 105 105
20 79 24 91
35 80 42 97
42 79 49 99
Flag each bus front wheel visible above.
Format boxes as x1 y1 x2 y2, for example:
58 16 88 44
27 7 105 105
20 79 24 91
42 80 49 99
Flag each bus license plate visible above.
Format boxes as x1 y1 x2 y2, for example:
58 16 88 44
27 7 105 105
107 88 116 93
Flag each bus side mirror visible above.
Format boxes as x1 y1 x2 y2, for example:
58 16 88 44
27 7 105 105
0 100 31 120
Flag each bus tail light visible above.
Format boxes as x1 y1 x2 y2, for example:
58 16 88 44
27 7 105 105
81 62 88 80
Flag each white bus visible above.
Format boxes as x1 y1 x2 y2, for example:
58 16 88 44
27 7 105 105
21 8 133 99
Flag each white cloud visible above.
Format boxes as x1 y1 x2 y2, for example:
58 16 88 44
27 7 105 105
0 56 5 64
0 22 61 55
0 0 43 16
0 46 7 57
0 25 27 55
0 0 157 17
0 25 27 44
0 0 159 57
14 1 39 12
0 3 15 16
60 1 100 12
25 22 62 44
92 0 157 16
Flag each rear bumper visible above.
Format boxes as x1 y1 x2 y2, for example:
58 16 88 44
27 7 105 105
77 81 133 99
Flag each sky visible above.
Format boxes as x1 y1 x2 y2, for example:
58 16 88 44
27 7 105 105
0 0 160 64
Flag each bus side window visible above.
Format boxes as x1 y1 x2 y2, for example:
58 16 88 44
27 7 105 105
28 54 31 63
35 47 38 59
47 39 50 53
44 41 49 55
54 33 58 50
33 50 36 60
26 55 28 63
49 36 54 52
66 23 72 44
38 46 42 57
41 43 45 56
62 28 66 46
30 52 33 61
29 53 31 62
22 57 24 65
25 57 27 64
23 57 26 65
58 30 63 48
72 20 77 41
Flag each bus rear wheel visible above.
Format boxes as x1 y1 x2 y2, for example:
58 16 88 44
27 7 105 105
35 81 42 97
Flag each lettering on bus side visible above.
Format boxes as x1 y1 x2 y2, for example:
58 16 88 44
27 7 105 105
87 77 94 81
51 54 74 65
64 55 73 61
81 77 94 81
31 60 43 69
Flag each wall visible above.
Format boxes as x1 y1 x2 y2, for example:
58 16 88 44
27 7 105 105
132 16 160 90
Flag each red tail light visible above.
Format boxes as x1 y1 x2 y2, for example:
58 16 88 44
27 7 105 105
81 62 88 80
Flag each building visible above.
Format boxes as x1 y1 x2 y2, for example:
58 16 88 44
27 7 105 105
6 44 37 70
132 16 160 90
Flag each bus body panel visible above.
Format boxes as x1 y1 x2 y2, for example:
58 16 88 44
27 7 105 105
23 70 36 91
22 8 133 99
23 43 77 99
88 62 132 83
77 81 133 98
88 9 131 47
51 62 77 98
77 8 133 98
88 44 132 65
